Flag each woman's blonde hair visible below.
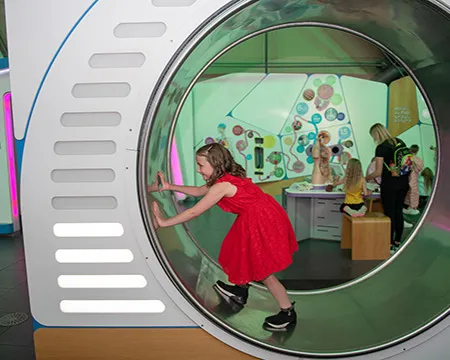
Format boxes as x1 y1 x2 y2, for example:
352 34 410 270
421 167 434 193
370 123 396 146
345 158 363 192
196 143 246 186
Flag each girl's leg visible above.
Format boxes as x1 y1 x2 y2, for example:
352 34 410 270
262 275 292 309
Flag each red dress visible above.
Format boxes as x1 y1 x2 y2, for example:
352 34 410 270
215 173 298 284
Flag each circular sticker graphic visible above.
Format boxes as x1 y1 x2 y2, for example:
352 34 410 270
308 132 316 140
296 102 309 116
285 126 293 133
205 137 215 145
303 89 315 101
232 125 244 136
246 154 252 160
313 78 322 87
344 140 354 148
326 75 337 86
263 135 276 149
318 131 331 144
325 108 338 121
311 113 323 124
297 145 305 153
331 93 343 106
292 120 302 131
298 135 310 146
267 152 282 165
314 97 330 112
337 112 346 121
339 126 351 140
318 84 334 100
236 140 247 151
248 131 254 138
293 161 305 174
275 167 284 178
284 137 293 146
307 156 314 164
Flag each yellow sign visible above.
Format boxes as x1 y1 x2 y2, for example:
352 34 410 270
388 76 419 137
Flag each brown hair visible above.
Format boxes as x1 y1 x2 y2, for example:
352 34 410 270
410 144 419 154
196 143 246 186
421 167 434 193
345 158 363 192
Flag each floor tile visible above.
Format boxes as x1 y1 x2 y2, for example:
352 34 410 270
0 344 35 360
0 269 27 289
0 311 34 346
0 283 31 312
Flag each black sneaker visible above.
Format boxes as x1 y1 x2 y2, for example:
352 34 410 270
264 303 297 331
213 281 249 305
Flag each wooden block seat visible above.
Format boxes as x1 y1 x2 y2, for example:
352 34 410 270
341 212 391 261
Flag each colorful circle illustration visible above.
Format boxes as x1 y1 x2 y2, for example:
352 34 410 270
246 154 252 160
267 152 282 165
275 167 284 178
284 137 293 146
285 126 293 133
293 161 305 173
236 140 247 151
344 140 354 148
314 97 330 112
298 135 310 146
307 156 314 164
338 126 351 140
303 89 315 101
331 93 343 106
308 132 316 140
339 151 352 166
311 113 323 124
318 130 331 144
263 135 276 149
232 125 244 136
205 137 215 144
296 102 309 116
318 84 334 100
313 78 322 87
297 145 305 153
292 120 302 131
337 112 346 121
326 75 336 86
325 108 338 121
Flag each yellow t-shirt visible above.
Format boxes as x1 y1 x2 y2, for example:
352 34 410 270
344 178 364 204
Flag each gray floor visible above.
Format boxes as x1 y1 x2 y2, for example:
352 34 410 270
0 232 35 360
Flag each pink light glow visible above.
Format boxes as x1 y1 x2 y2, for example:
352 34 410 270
170 138 185 200
3 92 18 218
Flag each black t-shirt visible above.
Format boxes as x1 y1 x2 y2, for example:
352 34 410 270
375 138 409 189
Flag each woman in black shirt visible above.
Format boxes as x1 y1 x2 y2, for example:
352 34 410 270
366 123 409 249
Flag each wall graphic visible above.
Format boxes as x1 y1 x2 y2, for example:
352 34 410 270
180 73 381 185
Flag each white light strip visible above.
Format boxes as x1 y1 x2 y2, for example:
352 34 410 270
58 275 147 288
55 249 133 263
60 300 165 313
53 223 124 237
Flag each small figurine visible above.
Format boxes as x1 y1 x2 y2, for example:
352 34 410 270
311 134 332 185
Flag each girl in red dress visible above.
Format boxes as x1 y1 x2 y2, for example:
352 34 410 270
152 143 298 330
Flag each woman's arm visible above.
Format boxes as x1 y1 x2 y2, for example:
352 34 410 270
366 157 383 181
153 182 232 227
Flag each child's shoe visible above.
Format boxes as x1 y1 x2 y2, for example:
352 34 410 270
214 281 249 308
264 303 297 331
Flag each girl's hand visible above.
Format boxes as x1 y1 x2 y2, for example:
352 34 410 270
157 171 171 192
147 180 158 193
152 201 168 228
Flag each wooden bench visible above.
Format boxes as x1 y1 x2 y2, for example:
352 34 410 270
341 212 391 260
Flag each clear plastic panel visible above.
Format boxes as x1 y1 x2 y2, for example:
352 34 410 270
141 0 450 356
